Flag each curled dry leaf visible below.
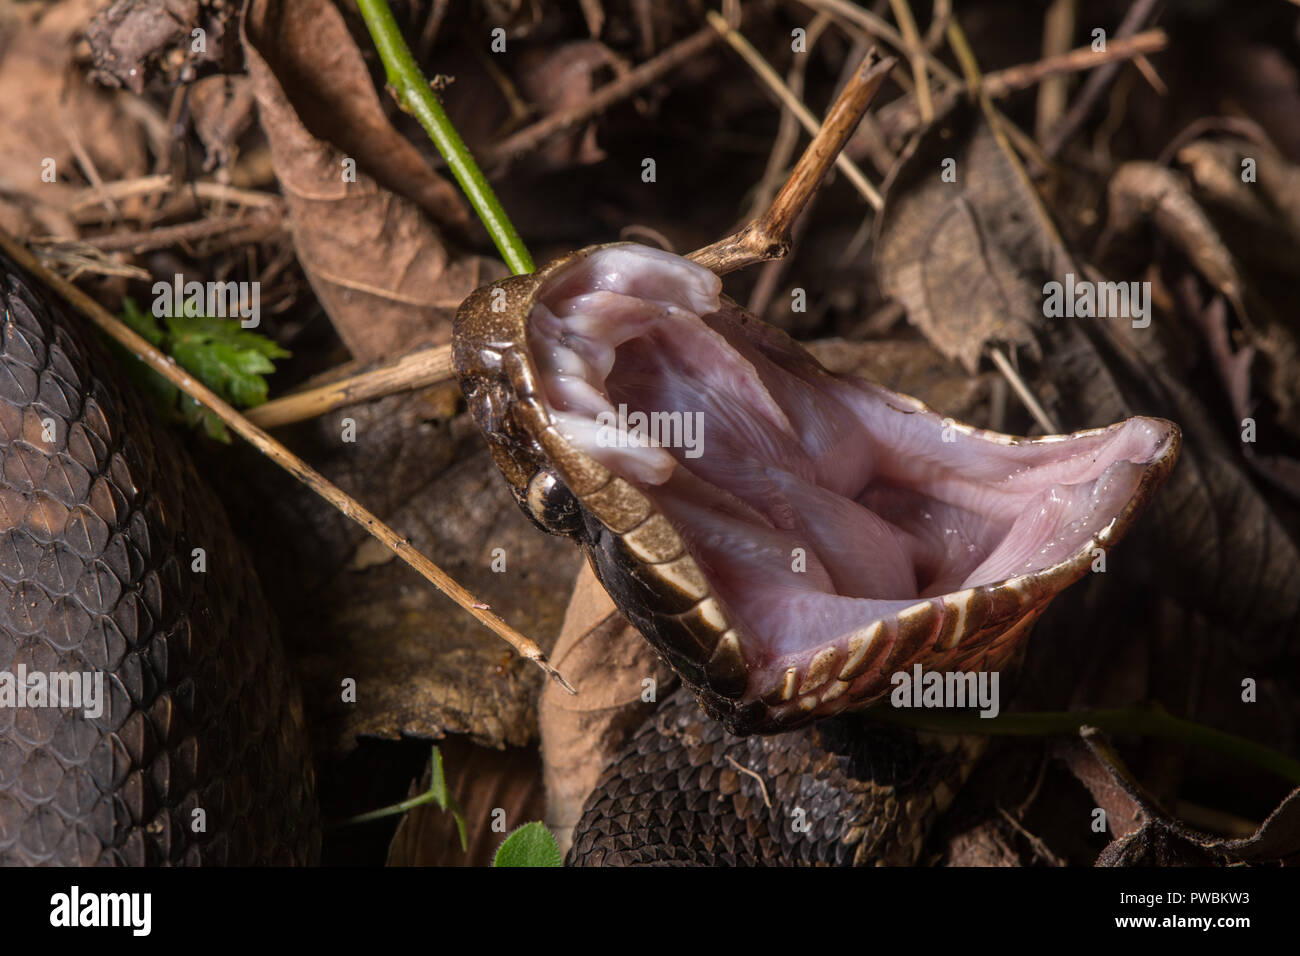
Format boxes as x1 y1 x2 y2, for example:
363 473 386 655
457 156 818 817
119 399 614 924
539 561 675 855
1177 140 1300 257
1061 731 1300 866
1159 140 1300 441
1106 161 1246 317
242 0 503 361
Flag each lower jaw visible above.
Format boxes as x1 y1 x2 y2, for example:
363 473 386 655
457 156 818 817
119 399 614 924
494 243 1180 732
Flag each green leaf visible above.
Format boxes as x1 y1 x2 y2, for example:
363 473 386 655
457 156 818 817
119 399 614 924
119 297 165 346
113 295 289 443
492 822 562 867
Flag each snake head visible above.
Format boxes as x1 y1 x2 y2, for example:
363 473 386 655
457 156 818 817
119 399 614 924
453 243 1180 735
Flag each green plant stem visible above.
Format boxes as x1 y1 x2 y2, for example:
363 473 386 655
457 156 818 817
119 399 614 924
356 0 534 275
338 787 444 826
877 703 1300 786
332 746 467 850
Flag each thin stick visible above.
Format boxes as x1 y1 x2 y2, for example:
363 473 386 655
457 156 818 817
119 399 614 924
989 347 1060 434
1041 0 1162 159
1130 53 1168 96
483 26 720 166
0 229 572 693
71 175 284 213
247 344 454 428
706 11 884 213
887 0 933 123
37 212 285 254
1035 0 1076 141
984 29 1167 100
356 0 534 275
689 46 895 275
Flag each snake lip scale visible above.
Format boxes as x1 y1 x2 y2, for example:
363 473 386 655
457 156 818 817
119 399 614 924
454 242 1180 737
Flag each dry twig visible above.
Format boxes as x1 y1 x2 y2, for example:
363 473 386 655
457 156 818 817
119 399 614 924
247 344 455 428
689 47 895 275
482 26 720 166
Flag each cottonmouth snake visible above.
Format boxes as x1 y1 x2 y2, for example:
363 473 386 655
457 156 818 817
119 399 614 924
0 234 1176 867
0 252 316 865
454 241 1179 866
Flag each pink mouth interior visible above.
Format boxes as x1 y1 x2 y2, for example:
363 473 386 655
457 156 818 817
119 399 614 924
529 246 1173 672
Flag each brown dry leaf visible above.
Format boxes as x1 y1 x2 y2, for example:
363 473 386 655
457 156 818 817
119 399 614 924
1106 161 1246 317
202 388 582 751
874 105 1061 373
242 0 502 360
298 446 582 750
86 0 238 92
539 561 674 854
0 0 149 238
1061 731 1300 866
188 73 257 171
387 737 546 867
515 40 624 169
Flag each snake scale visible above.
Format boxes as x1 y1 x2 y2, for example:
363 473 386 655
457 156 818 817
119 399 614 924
567 685 984 866
0 252 317 865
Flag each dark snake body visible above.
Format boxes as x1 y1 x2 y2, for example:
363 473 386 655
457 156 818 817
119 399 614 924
568 685 984 866
0 253 317 865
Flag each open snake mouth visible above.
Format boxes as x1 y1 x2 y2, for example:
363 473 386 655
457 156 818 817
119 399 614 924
471 243 1178 727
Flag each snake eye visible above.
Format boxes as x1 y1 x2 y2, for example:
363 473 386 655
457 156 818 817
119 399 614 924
525 469 581 535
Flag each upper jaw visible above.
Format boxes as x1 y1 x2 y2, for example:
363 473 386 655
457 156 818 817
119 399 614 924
454 243 1181 734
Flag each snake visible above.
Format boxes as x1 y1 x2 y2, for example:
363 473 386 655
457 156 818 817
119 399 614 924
0 251 317 865
0 233 1177 868
453 241 1180 866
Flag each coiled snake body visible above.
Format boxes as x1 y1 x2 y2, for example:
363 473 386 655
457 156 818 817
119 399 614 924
0 253 316 865
568 685 985 866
